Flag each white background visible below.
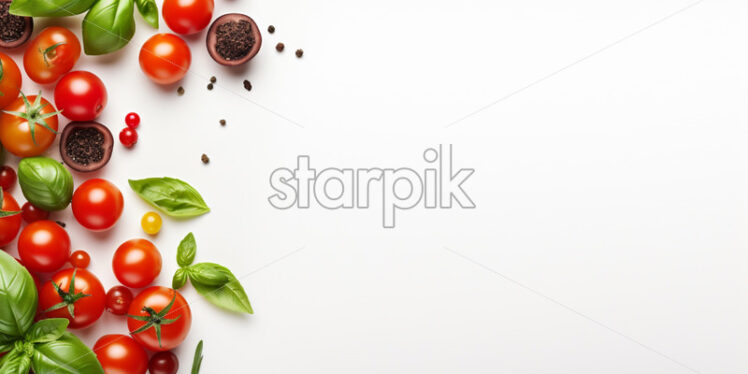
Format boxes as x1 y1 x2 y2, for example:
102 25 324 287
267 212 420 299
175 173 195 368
2 0 747 372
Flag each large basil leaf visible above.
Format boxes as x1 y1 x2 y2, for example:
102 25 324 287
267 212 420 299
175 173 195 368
0 251 38 338
129 178 210 218
31 332 104 374
18 157 74 211
25 319 69 344
189 263 253 314
0 332 16 353
9 0 97 17
0 349 30 374
82 0 135 55
134 0 158 28
177 232 197 267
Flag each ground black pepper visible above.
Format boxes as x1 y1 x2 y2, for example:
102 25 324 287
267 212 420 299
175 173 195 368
201 154 210 164
295 49 303 58
0 2 27 43
215 20 255 61
267 25 275 33
56 221 66 228
207 83 214 90
64 127 105 166
243 80 252 91
177 86 184 95
276 42 284 52
219 119 226 126
210 76 216 83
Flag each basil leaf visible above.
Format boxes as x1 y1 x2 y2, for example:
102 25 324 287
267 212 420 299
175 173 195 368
18 157 74 211
189 263 253 314
31 332 104 374
9 0 97 17
191 340 204 374
128 177 210 218
25 318 69 344
0 251 38 337
0 332 15 353
0 349 30 374
134 0 158 28
82 0 135 55
172 268 188 289
178 232 197 267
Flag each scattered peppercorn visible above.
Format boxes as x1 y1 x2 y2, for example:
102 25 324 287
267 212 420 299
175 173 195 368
295 49 304 58
207 83 214 90
276 42 284 52
201 154 210 164
177 86 185 95
268 25 275 33
56 221 66 228
210 76 216 83
243 80 252 91
219 119 226 126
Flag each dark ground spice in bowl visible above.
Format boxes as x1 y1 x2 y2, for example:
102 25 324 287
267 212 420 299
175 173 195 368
0 0 32 47
65 127 105 166
215 20 255 61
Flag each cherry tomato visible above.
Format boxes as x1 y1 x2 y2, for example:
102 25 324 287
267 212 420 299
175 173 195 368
113 239 162 288
149 351 179 374
23 27 81 84
127 287 191 351
54 71 107 121
0 94 59 157
0 192 21 247
141 211 162 235
21 202 49 223
125 112 140 128
72 178 124 231
17 220 70 273
105 285 133 315
119 127 138 148
0 53 21 109
0 166 16 191
94 334 148 374
162 0 214 35
139 34 191 85
69 250 90 268
38 268 105 328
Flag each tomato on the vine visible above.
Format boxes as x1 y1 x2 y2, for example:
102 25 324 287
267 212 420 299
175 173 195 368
94 334 149 374
0 93 59 157
139 34 191 85
39 268 106 328
162 0 214 35
17 220 70 273
112 239 162 288
105 285 133 315
72 178 123 231
69 250 90 268
0 53 22 109
21 202 49 223
127 287 191 351
0 190 21 247
24 26 81 84
54 71 107 121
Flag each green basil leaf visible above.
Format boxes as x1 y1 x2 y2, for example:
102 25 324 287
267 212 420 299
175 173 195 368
31 332 104 374
0 349 30 374
0 251 38 338
18 157 74 211
134 0 158 28
82 0 135 55
9 0 97 17
189 263 253 314
172 268 188 289
128 177 210 218
177 232 197 267
0 332 16 353
25 318 69 344
191 340 204 374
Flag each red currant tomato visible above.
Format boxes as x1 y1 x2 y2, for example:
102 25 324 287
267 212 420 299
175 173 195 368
94 334 149 374
119 127 138 148
17 220 70 273
127 287 191 351
149 351 179 374
125 112 140 129
69 250 90 268
105 285 133 315
38 268 106 328
54 70 107 121
21 202 49 223
112 239 162 288
72 178 124 231
0 191 21 247
139 34 191 85
162 0 214 35
0 166 16 191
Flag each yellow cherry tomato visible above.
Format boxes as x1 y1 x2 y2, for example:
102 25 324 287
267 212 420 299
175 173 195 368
141 212 162 235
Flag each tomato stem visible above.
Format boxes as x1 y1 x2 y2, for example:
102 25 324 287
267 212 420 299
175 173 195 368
127 290 181 348
43 269 91 318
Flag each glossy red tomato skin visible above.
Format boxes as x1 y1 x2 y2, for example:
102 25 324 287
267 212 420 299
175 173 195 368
0 166 16 191
54 71 107 121
125 112 140 128
24 27 81 85
162 0 214 35
105 285 133 315
0 191 21 247
38 268 106 328
17 220 70 273
139 34 191 85
94 334 149 374
112 239 162 288
69 250 90 268
21 202 49 223
127 287 191 351
72 178 123 231
119 127 138 148
0 53 22 110
149 351 179 374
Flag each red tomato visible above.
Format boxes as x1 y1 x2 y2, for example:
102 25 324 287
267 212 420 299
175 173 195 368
149 351 179 374
127 287 191 351
0 94 59 157
162 0 213 35
72 178 123 231
125 112 140 129
0 191 21 247
21 202 49 223
94 334 148 374
112 239 162 288
24 27 81 84
139 34 191 85
69 250 90 268
38 268 105 328
17 220 70 273
0 166 16 191
54 71 107 121
0 53 21 110
119 127 138 148
105 285 133 315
